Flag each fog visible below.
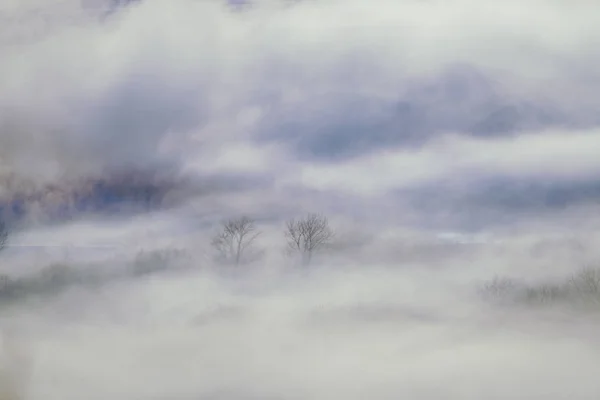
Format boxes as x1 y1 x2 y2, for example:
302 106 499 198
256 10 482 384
2 0 600 399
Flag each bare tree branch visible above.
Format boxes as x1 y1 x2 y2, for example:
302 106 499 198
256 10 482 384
211 216 261 266
285 213 334 265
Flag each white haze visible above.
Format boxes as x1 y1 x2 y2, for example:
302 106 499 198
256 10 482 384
2 0 600 399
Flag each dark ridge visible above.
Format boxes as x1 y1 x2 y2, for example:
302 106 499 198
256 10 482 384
0 168 188 227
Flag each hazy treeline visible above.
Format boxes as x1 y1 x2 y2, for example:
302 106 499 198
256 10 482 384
2 214 600 314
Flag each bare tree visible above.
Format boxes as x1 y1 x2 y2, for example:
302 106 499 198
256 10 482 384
211 216 261 266
285 213 334 265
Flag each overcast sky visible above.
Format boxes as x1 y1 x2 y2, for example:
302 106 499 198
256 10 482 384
1 0 600 231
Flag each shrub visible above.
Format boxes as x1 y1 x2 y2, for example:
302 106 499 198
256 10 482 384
481 266 600 309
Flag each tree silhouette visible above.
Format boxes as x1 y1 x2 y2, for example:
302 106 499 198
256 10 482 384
211 216 261 266
285 213 334 266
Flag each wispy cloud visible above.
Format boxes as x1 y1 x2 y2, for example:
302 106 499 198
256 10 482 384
292 128 600 195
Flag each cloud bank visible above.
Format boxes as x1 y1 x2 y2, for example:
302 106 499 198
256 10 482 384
2 0 600 227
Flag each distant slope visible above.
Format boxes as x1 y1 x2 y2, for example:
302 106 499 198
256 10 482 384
0 168 188 226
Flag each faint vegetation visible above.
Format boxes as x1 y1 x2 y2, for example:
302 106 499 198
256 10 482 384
481 265 600 309
0 221 7 252
132 247 190 276
211 216 262 266
479 276 523 301
285 213 334 266
0 247 191 306
568 266 600 306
